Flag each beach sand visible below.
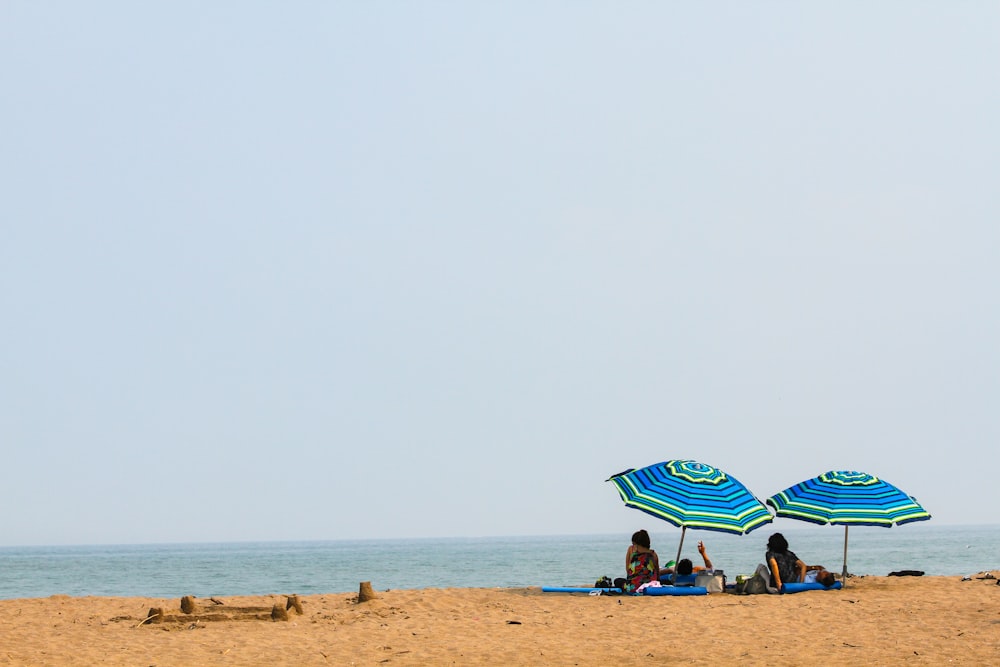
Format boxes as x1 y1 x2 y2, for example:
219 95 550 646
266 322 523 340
1 575 997 665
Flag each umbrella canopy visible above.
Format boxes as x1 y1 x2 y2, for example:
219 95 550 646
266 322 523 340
766 470 931 581
608 460 773 582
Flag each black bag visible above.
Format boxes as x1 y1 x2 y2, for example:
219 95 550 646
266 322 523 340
594 576 614 588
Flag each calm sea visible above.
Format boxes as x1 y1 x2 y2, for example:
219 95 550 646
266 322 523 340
1 524 996 600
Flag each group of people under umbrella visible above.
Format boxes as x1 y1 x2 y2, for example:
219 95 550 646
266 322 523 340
607 460 931 593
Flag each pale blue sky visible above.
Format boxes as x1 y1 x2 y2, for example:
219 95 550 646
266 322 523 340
2 2 997 546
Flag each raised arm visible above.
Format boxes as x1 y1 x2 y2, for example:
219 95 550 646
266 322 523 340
768 557 782 589
697 541 713 570
795 559 807 583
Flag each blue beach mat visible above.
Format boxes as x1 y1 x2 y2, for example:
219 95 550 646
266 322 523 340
540 585 708 595
781 581 843 594
643 585 708 596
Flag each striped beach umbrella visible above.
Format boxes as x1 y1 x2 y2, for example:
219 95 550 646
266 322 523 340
608 460 773 582
766 470 931 581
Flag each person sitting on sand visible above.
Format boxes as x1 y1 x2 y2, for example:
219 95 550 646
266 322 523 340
660 540 714 577
621 529 661 593
766 532 807 588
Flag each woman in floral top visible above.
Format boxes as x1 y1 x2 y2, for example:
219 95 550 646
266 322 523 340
623 529 661 593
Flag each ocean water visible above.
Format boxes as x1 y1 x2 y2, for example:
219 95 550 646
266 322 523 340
1 524 996 600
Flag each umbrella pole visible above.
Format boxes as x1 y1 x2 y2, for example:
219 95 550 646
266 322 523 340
671 526 687 586
841 525 849 586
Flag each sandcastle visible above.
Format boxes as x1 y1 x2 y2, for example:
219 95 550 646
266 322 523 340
138 594 304 626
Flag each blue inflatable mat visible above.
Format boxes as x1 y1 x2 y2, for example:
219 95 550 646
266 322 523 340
659 574 698 585
781 581 843 594
643 586 708 596
541 586 622 593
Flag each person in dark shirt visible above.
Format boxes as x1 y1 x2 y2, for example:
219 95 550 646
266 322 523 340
765 532 806 589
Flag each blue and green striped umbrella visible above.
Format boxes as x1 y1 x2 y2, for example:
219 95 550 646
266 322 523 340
766 470 931 580
608 460 773 581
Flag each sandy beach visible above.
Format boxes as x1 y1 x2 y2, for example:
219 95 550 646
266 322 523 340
1 575 997 666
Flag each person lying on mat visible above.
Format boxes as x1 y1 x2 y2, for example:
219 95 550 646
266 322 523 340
620 529 661 593
660 540 714 576
803 566 837 588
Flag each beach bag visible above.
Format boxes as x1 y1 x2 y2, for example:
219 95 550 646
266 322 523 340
695 571 725 594
594 576 614 588
740 571 769 595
